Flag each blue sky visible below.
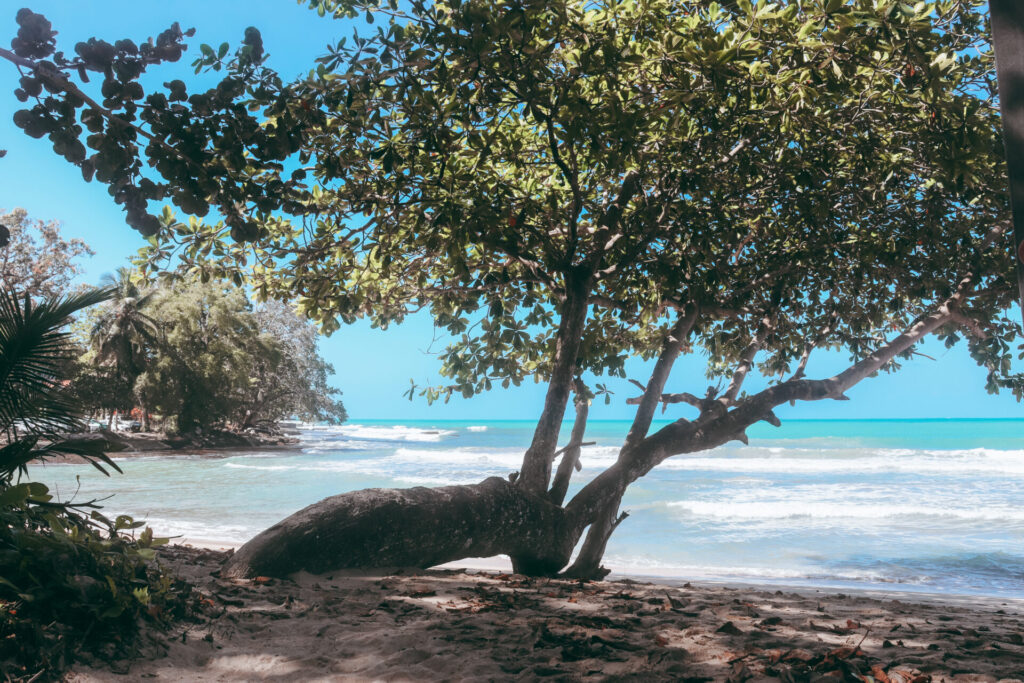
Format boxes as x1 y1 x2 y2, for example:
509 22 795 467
1 1 1021 421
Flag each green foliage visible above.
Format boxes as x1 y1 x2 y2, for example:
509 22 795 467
0 287 194 679
0 209 94 300
132 277 345 433
0 486 192 679
0 287 120 475
90 268 161 390
2 1 1018 403
250 299 348 425
134 278 264 433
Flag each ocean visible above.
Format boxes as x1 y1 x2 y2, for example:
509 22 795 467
31 419 1024 598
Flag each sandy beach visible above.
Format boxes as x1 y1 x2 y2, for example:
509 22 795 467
63 545 1024 682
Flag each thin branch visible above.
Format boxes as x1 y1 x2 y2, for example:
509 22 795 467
790 314 836 381
587 170 642 267
549 379 590 506
625 391 704 409
721 313 773 404
621 306 699 453
543 109 583 261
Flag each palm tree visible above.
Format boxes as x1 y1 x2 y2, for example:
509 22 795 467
0 287 120 482
89 268 161 430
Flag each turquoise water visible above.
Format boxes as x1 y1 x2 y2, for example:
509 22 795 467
30 419 1024 597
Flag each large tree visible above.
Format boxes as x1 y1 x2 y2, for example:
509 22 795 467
3 0 1021 578
131 277 347 433
0 208 93 299
247 299 348 427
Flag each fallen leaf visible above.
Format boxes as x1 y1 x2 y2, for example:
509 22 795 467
716 621 743 635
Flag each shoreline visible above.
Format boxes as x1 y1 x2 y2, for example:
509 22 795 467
52 428 303 459
175 540 1024 611
66 544 1024 682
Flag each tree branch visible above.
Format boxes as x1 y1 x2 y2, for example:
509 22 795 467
620 306 699 454
947 309 989 340
543 110 583 262
0 47 200 170
721 313 773 404
625 391 705 409
790 314 836 381
549 379 590 507
587 170 642 266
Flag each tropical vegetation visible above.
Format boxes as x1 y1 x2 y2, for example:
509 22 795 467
89 268 161 429
130 276 347 434
0 208 92 301
0 287 193 680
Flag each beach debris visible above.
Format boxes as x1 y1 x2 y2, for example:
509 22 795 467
716 621 744 635
62 547 1024 683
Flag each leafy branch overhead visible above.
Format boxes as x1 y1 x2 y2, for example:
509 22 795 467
3 1 1017 399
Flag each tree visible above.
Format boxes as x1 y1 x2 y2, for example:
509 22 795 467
133 278 346 433
0 286 119 475
134 277 267 433
89 267 161 429
3 1 1020 578
0 208 93 299
247 299 347 427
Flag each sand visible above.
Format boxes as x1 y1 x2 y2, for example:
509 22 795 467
64 545 1024 682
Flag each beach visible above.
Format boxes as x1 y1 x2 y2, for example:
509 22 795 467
33 419 1024 680
33 420 1024 599
64 545 1024 682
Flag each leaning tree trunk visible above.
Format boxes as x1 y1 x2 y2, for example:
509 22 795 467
222 477 577 579
517 268 593 495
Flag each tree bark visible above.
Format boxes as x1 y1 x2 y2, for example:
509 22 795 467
563 487 626 579
222 477 575 579
548 379 589 507
622 309 697 453
518 267 592 495
560 309 697 578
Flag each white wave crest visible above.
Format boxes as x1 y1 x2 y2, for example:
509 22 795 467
304 424 458 443
667 499 1024 523
223 463 295 471
466 425 488 432
599 556 932 586
134 517 258 544
656 447 1024 476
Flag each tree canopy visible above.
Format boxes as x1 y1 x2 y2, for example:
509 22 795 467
2 1 1016 388
0 208 93 299
81 276 348 433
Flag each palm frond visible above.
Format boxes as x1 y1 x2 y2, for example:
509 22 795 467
0 288 113 435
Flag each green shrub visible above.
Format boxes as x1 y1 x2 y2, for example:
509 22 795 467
0 482 195 680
